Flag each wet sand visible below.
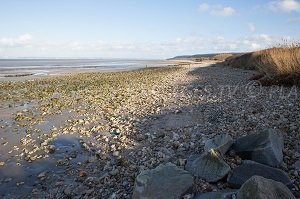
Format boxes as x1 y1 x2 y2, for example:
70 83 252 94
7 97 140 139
0 64 188 197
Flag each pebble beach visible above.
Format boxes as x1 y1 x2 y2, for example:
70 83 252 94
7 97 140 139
0 62 299 198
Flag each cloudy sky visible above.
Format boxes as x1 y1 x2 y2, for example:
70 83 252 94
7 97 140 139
0 0 300 59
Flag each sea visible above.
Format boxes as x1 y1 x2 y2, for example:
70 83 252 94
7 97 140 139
0 59 173 78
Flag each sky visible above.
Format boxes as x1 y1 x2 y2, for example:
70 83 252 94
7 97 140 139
0 0 300 59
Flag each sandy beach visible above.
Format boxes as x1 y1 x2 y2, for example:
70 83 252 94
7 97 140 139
0 62 299 198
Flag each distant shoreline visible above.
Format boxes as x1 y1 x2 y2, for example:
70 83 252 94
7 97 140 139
0 60 196 82
0 58 183 82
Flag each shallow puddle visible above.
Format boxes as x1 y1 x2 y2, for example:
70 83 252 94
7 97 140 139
0 104 90 197
0 133 89 197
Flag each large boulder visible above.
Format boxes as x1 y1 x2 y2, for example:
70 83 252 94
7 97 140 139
194 189 237 199
237 176 296 199
232 128 284 167
132 163 194 199
227 160 292 188
204 133 233 155
185 150 231 182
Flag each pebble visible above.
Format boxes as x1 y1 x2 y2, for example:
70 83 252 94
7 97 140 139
178 158 187 167
1 63 300 198
48 145 56 153
110 169 119 176
64 186 72 196
79 171 88 178
38 172 47 180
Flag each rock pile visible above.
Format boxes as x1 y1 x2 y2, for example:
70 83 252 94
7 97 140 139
133 129 296 199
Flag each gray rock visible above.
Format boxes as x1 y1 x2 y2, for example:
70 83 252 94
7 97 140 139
237 176 296 199
132 163 193 199
227 160 292 188
232 128 284 167
194 189 237 199
185 150 231 182
48 145 56 153
204 133 233 155
292 161 300 171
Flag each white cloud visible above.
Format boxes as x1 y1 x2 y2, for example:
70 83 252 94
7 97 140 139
0 34 32 47
269 0 300 12
211 6 236 16
248 23 256 32
199 3 210 12
0 33 295 58
198 3 236 16
258 34 272 42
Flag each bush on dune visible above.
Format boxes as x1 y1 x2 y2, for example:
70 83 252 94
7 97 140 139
223 45 300 86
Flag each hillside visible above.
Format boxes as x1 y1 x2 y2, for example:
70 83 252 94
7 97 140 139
223 46 300 86
169 53 240 60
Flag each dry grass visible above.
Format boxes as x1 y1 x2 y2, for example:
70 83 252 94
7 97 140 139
223 46 300 86
213 53 233 61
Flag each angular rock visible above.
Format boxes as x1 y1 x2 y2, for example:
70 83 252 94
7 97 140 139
204 133 233 155
232 128 284 167
132 163 193 199
292 161 300 171
237 176 296 199
185 150 231 182
227 160 292 188
194 189 237 199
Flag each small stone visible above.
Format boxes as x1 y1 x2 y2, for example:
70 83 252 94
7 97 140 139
178 158 187 167
55 181 64 187
293 161 300 171
64 186 72 196
16 182 24 186
109 193 117 199
175 110 182 114
4 178 12 183
110 169 119 176
235 156 242 165
294 170 299 177
37 172 47 180
0 162 5 166
48 145 56 153
237 176 296 199
79 171 87 178
113 151 120 157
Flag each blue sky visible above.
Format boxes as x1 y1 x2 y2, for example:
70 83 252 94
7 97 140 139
0 0 300 58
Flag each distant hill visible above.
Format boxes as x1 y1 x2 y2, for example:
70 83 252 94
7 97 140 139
168 53 241 60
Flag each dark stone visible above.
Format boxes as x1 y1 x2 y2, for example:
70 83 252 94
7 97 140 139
237 176 296 199
232 128 284 167
227 160 292 188
132 163 193 199
204 133 234 155
185 150 231 182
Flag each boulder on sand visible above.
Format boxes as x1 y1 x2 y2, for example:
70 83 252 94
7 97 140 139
185 150 231 182
237 176 296 199
132 163 193 199
204 133 233 155
227 160 292 188
232 128 284 167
